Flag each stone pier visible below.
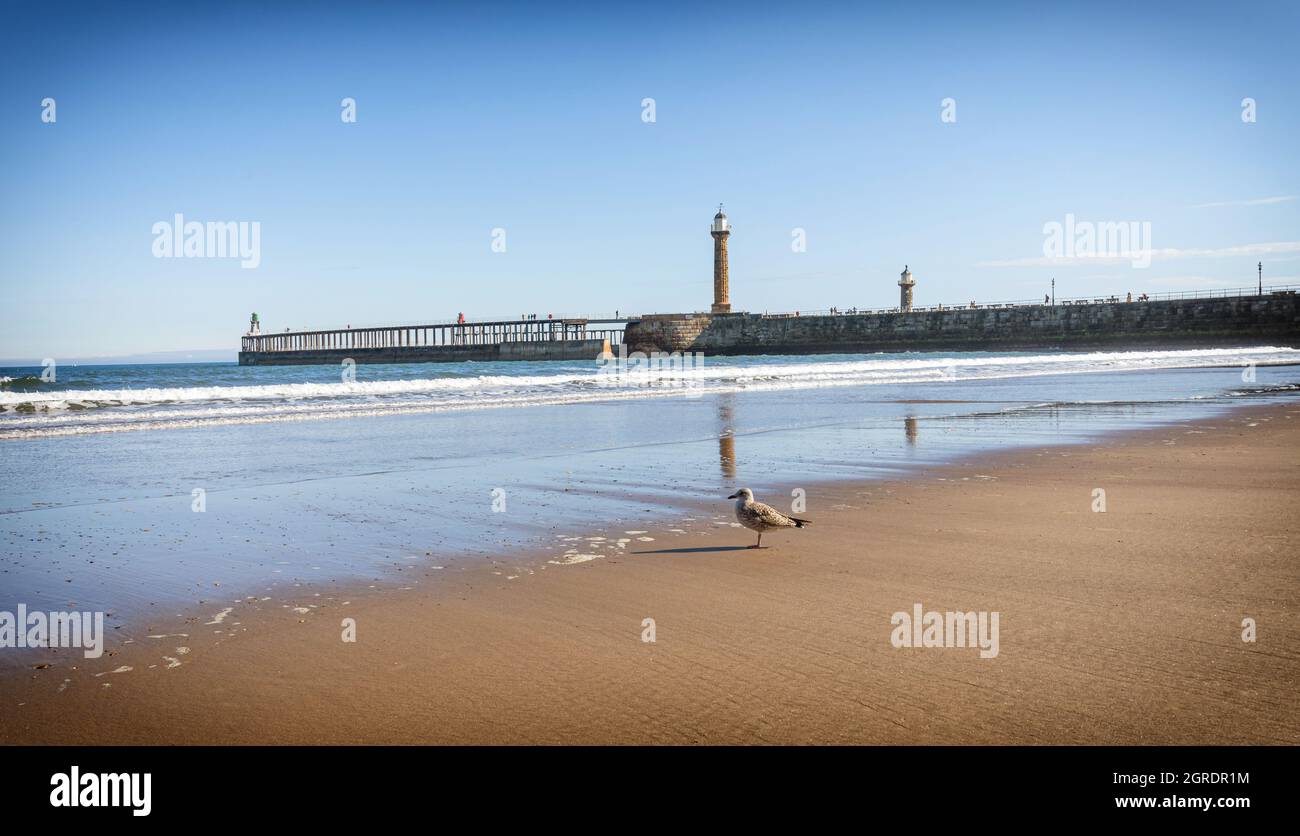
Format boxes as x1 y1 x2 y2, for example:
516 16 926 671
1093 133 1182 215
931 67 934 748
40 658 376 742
623 294 1300 355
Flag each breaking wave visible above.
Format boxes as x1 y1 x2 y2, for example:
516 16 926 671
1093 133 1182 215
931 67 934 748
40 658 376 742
2 347 1296 439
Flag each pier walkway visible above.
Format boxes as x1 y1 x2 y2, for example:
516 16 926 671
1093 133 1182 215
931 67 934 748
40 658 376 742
241 316 633 355
238 316 635 366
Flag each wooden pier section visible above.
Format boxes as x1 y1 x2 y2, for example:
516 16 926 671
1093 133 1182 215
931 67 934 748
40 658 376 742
238 317 632 366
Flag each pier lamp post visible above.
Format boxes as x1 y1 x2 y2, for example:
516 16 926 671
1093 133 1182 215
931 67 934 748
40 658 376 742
1258 262 1263 296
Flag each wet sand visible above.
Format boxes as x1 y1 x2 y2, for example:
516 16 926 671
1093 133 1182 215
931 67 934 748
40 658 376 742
2 403 1298 744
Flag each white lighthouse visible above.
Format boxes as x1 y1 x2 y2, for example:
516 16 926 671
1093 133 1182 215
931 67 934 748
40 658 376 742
898 265 915 312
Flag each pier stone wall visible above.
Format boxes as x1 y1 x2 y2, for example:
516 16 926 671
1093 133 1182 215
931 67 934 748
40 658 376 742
622 314 715 354
497 339 611 361
623 295 1300 355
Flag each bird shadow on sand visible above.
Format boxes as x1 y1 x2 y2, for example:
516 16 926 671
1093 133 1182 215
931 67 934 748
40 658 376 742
631 546 765 555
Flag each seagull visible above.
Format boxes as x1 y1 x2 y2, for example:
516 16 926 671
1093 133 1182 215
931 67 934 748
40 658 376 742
727 487 811 548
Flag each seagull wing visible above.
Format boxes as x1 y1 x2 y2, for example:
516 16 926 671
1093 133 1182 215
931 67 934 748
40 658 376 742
748 501 799 528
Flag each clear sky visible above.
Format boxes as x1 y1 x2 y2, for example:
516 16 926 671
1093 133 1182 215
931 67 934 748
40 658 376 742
2 0 1297 360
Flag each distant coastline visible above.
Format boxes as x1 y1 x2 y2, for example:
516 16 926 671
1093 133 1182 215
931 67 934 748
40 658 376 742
0 349 236 367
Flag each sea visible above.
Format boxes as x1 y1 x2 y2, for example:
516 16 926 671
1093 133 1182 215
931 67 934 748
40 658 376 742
2 346 1298 634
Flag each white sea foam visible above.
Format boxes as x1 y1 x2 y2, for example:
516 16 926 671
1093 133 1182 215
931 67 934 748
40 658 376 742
2 348 1296 439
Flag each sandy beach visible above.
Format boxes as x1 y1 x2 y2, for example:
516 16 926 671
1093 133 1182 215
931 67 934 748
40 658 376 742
2 401 1297 745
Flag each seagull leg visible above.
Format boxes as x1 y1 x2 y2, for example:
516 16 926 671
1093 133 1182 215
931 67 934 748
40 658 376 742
752 532 762 549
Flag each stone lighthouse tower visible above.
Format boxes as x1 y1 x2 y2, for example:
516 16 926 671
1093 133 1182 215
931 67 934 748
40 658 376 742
711 205 731 314
898 264 915 313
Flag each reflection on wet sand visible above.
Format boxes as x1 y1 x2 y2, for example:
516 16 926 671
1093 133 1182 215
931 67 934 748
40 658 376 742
904 416 918 446
718 393 736 481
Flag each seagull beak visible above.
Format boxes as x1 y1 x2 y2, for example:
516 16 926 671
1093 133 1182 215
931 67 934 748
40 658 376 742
727 492 738 499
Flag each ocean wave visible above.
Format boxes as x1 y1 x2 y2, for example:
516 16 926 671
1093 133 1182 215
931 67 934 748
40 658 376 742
0 375 47 390
2 347 1297 439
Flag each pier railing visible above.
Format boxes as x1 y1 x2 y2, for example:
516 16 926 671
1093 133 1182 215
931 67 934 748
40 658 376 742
756 284 1300 318
241 316 631 353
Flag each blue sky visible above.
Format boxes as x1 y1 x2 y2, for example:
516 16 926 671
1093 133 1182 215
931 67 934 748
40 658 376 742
2 0 1297 360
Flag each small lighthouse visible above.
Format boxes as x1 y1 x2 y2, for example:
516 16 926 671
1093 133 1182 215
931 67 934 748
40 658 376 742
711 205 731 314
898 265 915 313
